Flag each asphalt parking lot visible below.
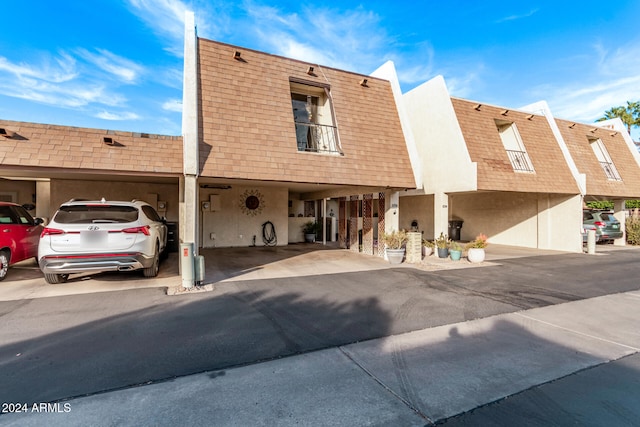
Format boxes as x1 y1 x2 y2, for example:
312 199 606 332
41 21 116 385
0 242 610 301
1 243 639 424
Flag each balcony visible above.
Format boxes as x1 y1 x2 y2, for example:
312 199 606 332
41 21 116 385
600 161 622 181
506 149 535 172
295 122 341 154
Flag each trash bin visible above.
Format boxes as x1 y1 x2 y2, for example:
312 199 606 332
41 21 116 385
448 220 464 241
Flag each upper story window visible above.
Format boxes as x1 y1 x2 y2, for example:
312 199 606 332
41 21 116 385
589 137 622 181
290 79 341 154
495 120 535 173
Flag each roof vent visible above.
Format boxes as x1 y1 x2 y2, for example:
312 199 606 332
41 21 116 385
0 128 14 138
103 137 115 145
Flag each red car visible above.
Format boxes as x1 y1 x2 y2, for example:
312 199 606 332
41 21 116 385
0 202 43 281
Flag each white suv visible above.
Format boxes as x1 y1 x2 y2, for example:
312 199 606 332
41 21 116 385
39 199 168 284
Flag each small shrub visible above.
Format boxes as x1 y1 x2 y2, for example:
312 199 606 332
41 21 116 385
449 241 462 251
465 233 488 249
626 209 640 245
381 230 408 249
434 232 450 249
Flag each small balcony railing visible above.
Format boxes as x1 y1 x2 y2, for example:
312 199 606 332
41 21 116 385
295 122 341 154
600 161 622 181
506 149 535 172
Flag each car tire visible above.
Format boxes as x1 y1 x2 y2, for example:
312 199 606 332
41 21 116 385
44 273 69 284
0 250 10 281
143 244 160 278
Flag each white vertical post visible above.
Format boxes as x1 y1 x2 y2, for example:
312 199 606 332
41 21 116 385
613 199 626 246
322 198 327 245
434 191 449 238
181 11 199 285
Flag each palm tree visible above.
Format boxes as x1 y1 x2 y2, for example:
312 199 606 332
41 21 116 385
597 101 640 134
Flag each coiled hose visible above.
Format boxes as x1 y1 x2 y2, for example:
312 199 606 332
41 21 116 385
262 221 277 246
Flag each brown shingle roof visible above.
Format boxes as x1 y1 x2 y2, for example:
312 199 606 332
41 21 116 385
197 38 416 189
451 99 580 194
0 120 183 176
556 119 640 198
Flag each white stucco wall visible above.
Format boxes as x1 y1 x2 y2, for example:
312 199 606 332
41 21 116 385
199 185 288 247
371 61 422 189
449 192 582 252
403 76 477 195
0 180 36 206
399 194 434 239
49 179 180 222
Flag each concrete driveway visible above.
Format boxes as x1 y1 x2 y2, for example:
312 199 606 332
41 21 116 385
0 242 594 301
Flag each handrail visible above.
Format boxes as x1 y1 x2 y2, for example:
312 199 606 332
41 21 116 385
294 122 341 154
506 149 534 172
599 161 622 181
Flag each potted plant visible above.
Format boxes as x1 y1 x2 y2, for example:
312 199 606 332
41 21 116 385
422 239 435 257
381 230 408 264
435 232 450 258
302 221 321 243
449 241 462 261
465 233 488 263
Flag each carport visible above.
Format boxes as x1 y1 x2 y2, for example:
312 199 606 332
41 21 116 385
0 119 183 239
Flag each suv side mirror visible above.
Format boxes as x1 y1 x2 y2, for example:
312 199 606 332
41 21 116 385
34 217 44 226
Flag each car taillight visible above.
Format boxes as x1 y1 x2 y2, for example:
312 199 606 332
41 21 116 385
41 228 65 238
594 221 606 228
122 225 150 236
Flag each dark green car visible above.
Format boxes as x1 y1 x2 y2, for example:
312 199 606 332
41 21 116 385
583 210 623 243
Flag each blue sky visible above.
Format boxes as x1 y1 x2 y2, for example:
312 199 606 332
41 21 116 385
1 0 639 140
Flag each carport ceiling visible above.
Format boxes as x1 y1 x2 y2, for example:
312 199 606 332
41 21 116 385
1 166 179 184
198 177 398 198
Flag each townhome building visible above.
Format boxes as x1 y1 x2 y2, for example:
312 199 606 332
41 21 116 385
2 12 639 283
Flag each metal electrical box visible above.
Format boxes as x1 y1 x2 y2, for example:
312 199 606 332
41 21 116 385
180 242 195 288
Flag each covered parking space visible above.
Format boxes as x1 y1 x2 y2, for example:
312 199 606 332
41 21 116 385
0 119 184 244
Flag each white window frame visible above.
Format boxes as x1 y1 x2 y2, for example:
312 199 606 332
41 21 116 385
290 78 342 154
495 120 535 173
589 137 622 181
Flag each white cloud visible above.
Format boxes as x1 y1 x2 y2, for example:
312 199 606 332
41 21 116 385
95 111 141 121
162 98 182 112
532 40 640 123
127 0 189 42
0 55 77 83
75 48 144 84
242 3 391 73
495 8 539 23
125 0 221 56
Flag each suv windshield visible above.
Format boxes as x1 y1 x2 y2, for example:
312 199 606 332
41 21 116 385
53 205 139 224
